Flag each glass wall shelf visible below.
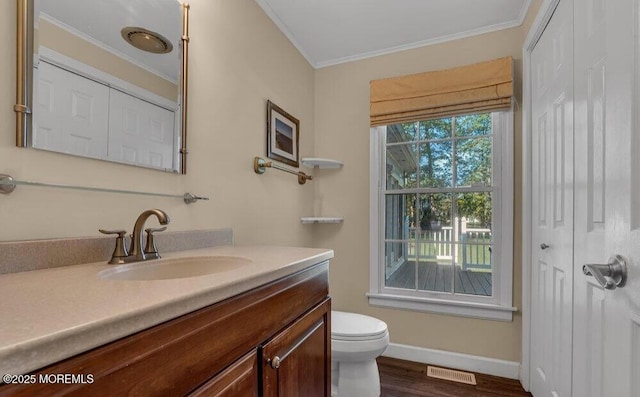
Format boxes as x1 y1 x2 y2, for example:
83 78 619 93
301 158 343 169
301 217 344 224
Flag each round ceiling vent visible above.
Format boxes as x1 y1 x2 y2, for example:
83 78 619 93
121 27 173 54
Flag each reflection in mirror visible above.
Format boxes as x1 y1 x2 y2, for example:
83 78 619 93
16 0 190 174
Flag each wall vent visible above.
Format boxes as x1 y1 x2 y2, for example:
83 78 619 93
426 366 477 385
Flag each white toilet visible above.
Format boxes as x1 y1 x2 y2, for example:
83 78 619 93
331 311 389 397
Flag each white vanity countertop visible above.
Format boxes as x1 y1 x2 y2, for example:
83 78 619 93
0 245 333 375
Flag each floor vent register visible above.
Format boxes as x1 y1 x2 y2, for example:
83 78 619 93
426 365 477 385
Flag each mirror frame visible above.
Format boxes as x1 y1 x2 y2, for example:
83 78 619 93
15 0 191 174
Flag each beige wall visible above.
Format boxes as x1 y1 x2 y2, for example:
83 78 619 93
313 1 542 362
0 0 316 249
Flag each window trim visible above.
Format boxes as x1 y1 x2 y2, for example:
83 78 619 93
368 111 516 321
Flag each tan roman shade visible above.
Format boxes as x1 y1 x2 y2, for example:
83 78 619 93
370 57 513 126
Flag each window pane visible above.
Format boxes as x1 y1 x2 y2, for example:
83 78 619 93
455 113 491 137
453 243 492 296
384 242 416 290
455 137 492 187
384 194 415 240
386 144 417 189
416 257 454 293
415 193 454 293
417 193 452 235
420 118 452 140
419 141 453 188
454 192 492 296
456 192 492 233
387 123 418 143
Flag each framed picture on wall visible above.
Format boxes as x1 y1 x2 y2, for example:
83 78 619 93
267 100 299 167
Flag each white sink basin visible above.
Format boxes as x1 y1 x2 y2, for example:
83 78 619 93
98 256 252 281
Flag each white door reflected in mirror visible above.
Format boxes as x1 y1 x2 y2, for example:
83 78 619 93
30 0 184 172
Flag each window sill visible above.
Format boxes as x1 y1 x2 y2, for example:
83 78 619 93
366 292 517 321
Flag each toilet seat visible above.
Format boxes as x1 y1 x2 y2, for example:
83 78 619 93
331 311 388 341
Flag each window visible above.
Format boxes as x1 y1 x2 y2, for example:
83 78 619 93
369 112 516 321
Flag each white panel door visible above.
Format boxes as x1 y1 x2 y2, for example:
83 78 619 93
33 61 109 159
573 0 640 395
108 89 176 170
530 0 574 396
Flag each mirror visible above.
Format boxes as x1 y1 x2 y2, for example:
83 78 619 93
16 0 190 174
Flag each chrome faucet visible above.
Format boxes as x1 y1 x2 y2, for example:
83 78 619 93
129 209 170 262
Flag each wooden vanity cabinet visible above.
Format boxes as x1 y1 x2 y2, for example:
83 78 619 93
0 262 330 397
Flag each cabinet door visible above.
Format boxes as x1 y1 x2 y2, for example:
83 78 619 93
189 350 258 397
262 299 331 397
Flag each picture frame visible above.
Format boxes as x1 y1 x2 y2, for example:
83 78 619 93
267 100 299 167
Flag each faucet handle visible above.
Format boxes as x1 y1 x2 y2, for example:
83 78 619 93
99 229 129 265
145 227 167 233
99 229 127 236
144 226 167 259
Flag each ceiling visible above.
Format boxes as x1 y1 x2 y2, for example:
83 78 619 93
37 0 182 82
254 0 531 68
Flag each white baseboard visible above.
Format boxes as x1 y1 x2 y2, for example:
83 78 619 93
382 343 521 380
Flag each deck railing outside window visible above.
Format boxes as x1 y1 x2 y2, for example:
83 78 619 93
407 217 491 271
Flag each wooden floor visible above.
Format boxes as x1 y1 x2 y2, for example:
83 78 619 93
385 261 492 296
378 357 532 397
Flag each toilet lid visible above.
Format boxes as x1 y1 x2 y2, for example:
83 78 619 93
331 311 388 341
